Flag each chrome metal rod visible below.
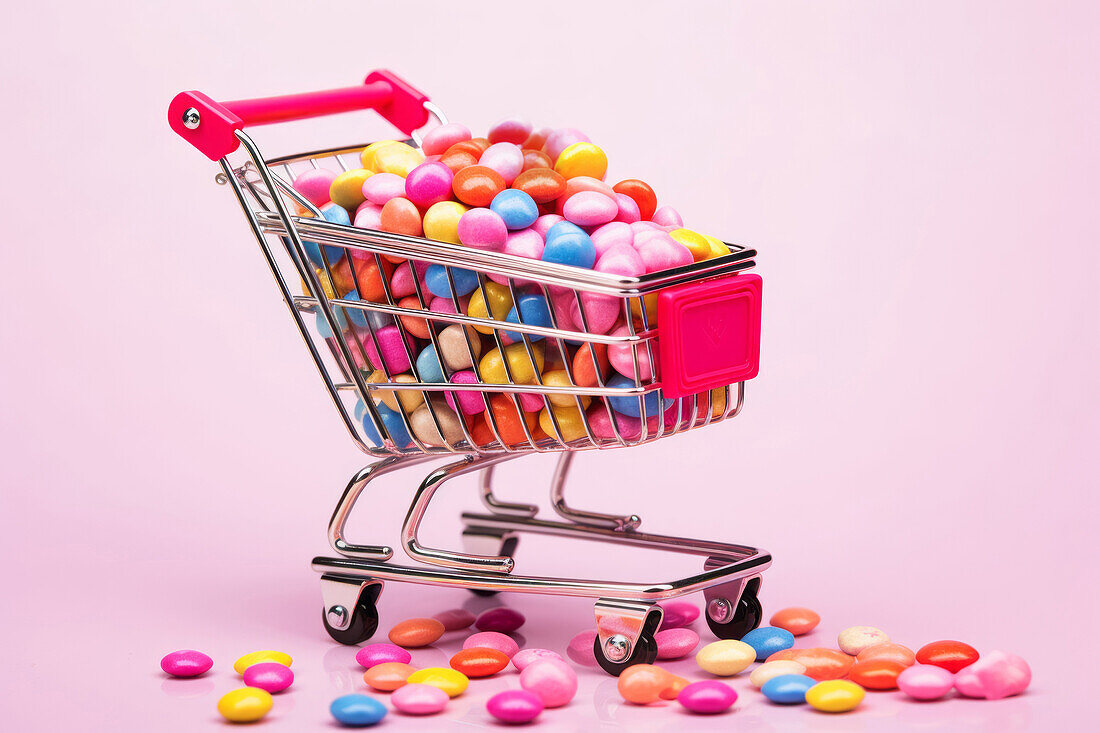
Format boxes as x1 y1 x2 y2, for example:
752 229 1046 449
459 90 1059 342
401 454 522 572
548 453 642 531
479 464 539 518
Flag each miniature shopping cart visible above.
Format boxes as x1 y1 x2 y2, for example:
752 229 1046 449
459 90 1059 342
170 70 769 675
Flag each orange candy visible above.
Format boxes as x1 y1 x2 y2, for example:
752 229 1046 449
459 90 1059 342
856 642 916 668
766 648 855 681
659 674 690 700
364 662 417 691
617 664 674 704
487 394 538 445
332 255 389 302
452 165 506 207
449 647 509 678
612 179 658 221
439 148 478 174
523 128 551 151
847 659 907 690
398 295 432 339
468 137 490 155
388 618 445 648
512 167 567 204
521 149 554 171
572 343 610 388
380 197 423 238
769 606 821 636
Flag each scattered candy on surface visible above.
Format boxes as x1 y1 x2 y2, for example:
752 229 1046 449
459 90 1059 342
432 608 476 631
658 601 700 630
915 640 980 673
388 617 446 648
677 680 738 714
838 626 891 656
233 650 292 675
363 662 417 692
847 659 906 690
750 660 808 688
391 683 450 715
696 640 756 676
519 658 578 708
487 689 545 724
805 679 866 713
856 642 916 668
741 626 796 661
953 650 1030 700
242 662 294 693
474 606 526 633
160 650 212 678
330 693 388 727
769 607 821 637
617 664 674 704
512 648 564 671
405 667 470 698
761 674 817 705
217 687 273 723
356 643 412 669
766 648 855 681
654 627 700 660
897 663 956 701
463 631 520 659
566 629 599 666
449 647 510 677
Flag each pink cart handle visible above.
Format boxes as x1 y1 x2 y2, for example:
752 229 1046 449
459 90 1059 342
168 70 430 160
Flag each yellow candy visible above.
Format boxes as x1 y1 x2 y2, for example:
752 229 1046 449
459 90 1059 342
669 228 712 262
366 371 423 413
629 293 659 321
233 650 293 675
709 387 728 417
360 140 399 171
372 141 425 177
329 169 373 209
695 640 756 676
554 142 608 180
217 687 273 723
805 679 866 713
405 667 469 697
539 404 588 442
423 201 468 244
479 343 545 384
702 234 730 259
542 369 590 408
467 282 513 333
302 268 337 300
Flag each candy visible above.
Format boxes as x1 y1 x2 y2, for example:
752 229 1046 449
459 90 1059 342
513 167 567 203
439 147 478 174
541 370 588 409
543 129 590 163
695 640 755 676
953 650 1030 700
769 607 820 636
590 221 634 257
160 650 212 677
369 372 423 414
391 683 449 715
635 233 693 274
436 324 481 370
655 627 699 660
572 343 610 388
504 294 552 342
421 123 472 156
490 189 539 230
330 169 373 209
475 607 526 633
363 662 417 691
242 662 294 693
847 659 906 690
607 374 673 418
554 142 608 180
372 141 424 177
406 667 469 697
856 642 916 667
445 371 486 415
362 172 407 206
761 674 816 704
422 200 467 243
522 148 554 171
217 687 273 723
404 161 454 208
668 228 712 261
915 640 980 673
293 167 338 206
360 140 398 170
512 648 564 671
356 643 413 669
749 660 807 687
617 664 673 704
566 629 598 666
389 617 446 648
805 679 865 713
766 648 855 681
388 259 428 298
897 664 955 701
360 324 414 374
563 191 618 226
520 658 578 708
433 608 476 632
488 117 533 145
379 197 423 240
651 205 683 227
539 404 587 442
486 395 538 445
542 222 596 269
354 201 383 229
330 693 388 726
498 229 545 274
457 208 508 250
613 192 641 223
361 402 413 448
233 650 292 675
479 343 545 384
677 680 737 714
463 631 520 658
657 600 700 629
303 202 352 267
661 674 691 701
837 626 890 656
556 176 615 212
467 281 513 333
452 165 506 207
740 626 795 661
449 647 510 677
487 690 544 724
612 179 658 221
408 403 465 447
425 264 479 297
479 142 525 185
532 213 564 238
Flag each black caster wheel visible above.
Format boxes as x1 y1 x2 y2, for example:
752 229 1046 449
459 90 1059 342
467 536 518 597
322 587 380 645
705 587 763 640
593 632 658 676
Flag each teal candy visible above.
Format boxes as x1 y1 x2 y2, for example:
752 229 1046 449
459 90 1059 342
761 674 816 705
330 693 387 726
304 203 351 267
741 626 795 661
415 344 447 383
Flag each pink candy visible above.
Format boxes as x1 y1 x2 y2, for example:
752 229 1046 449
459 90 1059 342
586 407 644 441
590 222 634 257
566 629 598 666
479 142 524 185
361 324 415 373
463 631 519 659
356 643 413 669
897 664 955 701
658 600 700 629
953 650 1031 700
635 233 693 274
512 648 564 672
457 208 508 251
160 650 212 678
651 205 683 227
519 658 578 708
563 191 618 227
608 324 656 381
292 168 337 206
354 201 383 229
488 117 533 145
532 214 564 238
421 123 472 156
486 690 544 724
655 627 700 660
432 608 476 631
489 229 544 286
543 128 590 163
242 662 294 693
389 260 429 298
445 371 486 415
404 162 454 208
677 680 738 714
475 607 526 633
392 683 450 715
362 172 407 206
614 193 642 223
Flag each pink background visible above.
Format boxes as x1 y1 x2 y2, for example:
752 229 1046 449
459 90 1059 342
2 1 1096 729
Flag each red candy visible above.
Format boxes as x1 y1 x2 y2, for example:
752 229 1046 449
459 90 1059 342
512 168 567 204
521 149 554 171
847 659 907 690
380 198 423 238
450 647 510 678
613 179 658 221
452 165 506 207
915 640 980 673
439 148 478 174
766 648 855 681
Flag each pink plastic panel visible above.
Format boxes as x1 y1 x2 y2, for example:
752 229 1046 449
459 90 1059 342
656 273 762 398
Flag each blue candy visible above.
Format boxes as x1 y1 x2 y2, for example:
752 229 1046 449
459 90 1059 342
542 222 596 269
490 189 539 230
741 626 795 661
606 373 673 418
415 344 446 383
315 289 364 336
761 674 816 705
361 402 413 448
303 203 351 267
504 294 553 341
330 693 387 726
425 264 479 298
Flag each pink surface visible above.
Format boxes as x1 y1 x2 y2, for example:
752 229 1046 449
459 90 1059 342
2 1 1097 730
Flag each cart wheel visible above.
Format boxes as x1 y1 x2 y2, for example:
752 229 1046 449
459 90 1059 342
705 588 763 640
468 536 519 597
322 594 379 645
593 632 659 676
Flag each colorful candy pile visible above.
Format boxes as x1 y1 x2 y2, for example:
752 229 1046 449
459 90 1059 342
161 597 1031 725
291 118 735 450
